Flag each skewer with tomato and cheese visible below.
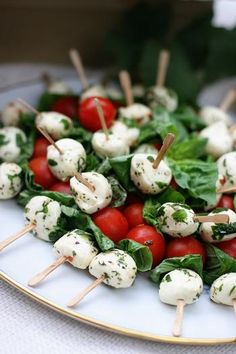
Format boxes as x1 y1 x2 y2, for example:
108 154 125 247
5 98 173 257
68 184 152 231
0 162 23 199
0 127 27 162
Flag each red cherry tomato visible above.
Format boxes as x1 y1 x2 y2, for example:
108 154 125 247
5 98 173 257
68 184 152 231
50 182 71 195
126 193 142 205
79 97 116 132
92 207 129 243
33 137 50 158
170 178 178 190
216 238 236 259
124 203 145 229
127 224 165 266
52 96 78 119
154 142 162 150
166 236 206 264
29 157 58 189
217 195 235 210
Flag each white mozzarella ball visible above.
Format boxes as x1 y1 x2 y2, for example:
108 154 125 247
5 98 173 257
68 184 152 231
47 138 86 181
200 106 232 127
157 202 199 237
106 86 123 101
200 209 236 243
132 84 145 98
134 143 158 155
217 152 236 192
36 112 73 140
24 196 62 242
0 127 26 162
89 249 137 288
210 273 236 306
146 86 178 112
47 80 72 95
92 131 129 158
70 172 112 214
118 103 151 125
130 153 172 194
159 269 203 305
110 121 139 147
230 127 236 148
1 101 28 126
80 85 107 101
199 122 233 159
53 230 98 269
0 162 22 199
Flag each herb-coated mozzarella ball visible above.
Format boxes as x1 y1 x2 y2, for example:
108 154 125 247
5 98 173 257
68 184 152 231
92 131 129 158
200 106 232 127
80 85 107 101
70 172 112 214
130 153 172 194
134 143 158 154
110 121 139 147
200 208 236 243
53 229 98 269
89 249 137 288
157 203 199 237
36 112 73 140
47 80 72 95
24 196 62 242
210 273 236 306
1 101 28 126
0 127 26 162
47 138 86 181
146 86 178 112
118 103 151 126
217 152 236 192
159 269 203 305
199 122 233 159
0 162 22 199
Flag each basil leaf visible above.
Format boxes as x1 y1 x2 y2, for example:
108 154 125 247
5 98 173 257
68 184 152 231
0 134 9 146
211 223 236 241
17 189 75 208
85 152 100 172
143 197 161 228
168 137 207 160
157 186 185 204
19 112 36 132
109 154 137 192
48 216 68 243
69 125 92 152
171 106 205 131
118 239 153 272
37 92 66 111
107 176 127 208
96 158 112 175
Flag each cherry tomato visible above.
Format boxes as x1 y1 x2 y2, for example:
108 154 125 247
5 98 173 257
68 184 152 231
170 178 178 190
127 224 165 266
124 203 145 229
33 137 50 158
166 236 206 264
29 157 58 189
92 207 129 243
52 96 78 119
216 238 236 259
217 195 235 210
79 97 116 132
50 182 71 195
126 193 142 205
154 142 162 150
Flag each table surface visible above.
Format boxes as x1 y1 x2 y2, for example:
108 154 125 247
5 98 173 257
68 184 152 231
0 64 235 354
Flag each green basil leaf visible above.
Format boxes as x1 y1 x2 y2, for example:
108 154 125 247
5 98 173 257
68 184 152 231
107 176 127 207
37 92 66 111
168 136 207 160
85 152 101 172
143 197 161 228
109 154 137 192
171 105 205 131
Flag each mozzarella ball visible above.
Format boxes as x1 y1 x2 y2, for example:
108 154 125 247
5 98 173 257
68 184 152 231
53 229 98 269
157 202 199 237
24 196 62 242
47 138 86 181
0 127 26 162
0 162 22 199
1 101 28 127
110 121 139 147
146 86 178 112
89 249 137 288
36 112 73 140
106 86 123 101
118 103 151 126
47 80 71 95
200 209 236 243
217 152 236 192
210 273 236 306
132 84 145 99
70 172 112 214
159 269 203 305
199 122 233 159
130 153 172 194
92 131 129 158
230 127 236 148
200 106 232 127
80 85 107 101
134 143 158 155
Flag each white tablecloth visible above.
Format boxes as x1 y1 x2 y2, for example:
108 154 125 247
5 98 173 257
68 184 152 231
0 64 235 354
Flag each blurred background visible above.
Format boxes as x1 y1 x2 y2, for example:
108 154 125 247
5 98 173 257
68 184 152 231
0 0 236 103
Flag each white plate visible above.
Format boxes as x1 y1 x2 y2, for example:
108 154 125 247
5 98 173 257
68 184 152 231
0 80 235 345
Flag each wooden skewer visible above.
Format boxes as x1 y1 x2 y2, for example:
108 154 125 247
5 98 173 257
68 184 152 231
173 299 185 337
194 214 229 223
156 49 170 87
119 70 134 106
219 89 236 112
28 255 71 287
233 299 236 315
75 173 95 192
37 126 63 155
152 133 175 169
17 98 39 115
94 98 109 139
69 48 89 90
67 275 105 307
0 223 35 252
217 185 236 194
